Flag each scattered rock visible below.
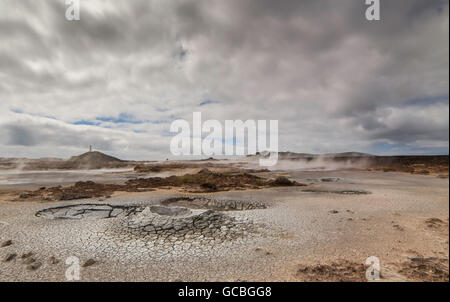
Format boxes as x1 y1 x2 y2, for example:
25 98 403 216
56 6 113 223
23 257 36 265
20 252 34 259
19 192 32 199
49 256 60 264
82 259 96 267
393 224 404 231
22 169 306 200
397 258 449 281
0 240 12 247
26 261 42 271
296 260 367 282
270 176 296 186
3 253 17 262
425 217 447 229
329 210 339 214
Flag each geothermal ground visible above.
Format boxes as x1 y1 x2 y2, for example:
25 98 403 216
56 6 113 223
0 157 448 282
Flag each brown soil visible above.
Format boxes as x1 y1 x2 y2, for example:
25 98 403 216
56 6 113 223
296 260 367 282
134 163 217 173
134 162 268 174
396 257 449 282
16 169 304 201
366 155 448 176
296 258 449 282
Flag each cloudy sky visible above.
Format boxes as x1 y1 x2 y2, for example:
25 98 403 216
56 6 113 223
0 0 448 160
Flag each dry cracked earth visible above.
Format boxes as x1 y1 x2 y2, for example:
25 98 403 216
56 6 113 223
0 169 448 282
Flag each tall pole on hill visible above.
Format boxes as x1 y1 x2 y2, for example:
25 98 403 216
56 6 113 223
89 145 92 152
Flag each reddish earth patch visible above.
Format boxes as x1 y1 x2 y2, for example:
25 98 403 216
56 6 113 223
17 169 304 201
296 260 367 282
366 155 448 176
397 258 449 282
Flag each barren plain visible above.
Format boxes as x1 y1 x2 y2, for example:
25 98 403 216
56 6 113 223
0 154 448 282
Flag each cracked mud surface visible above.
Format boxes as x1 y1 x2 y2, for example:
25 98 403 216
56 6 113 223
160 196 267 211
36 204 141 220
26 197 282 267
0 170 448 281
296 260 367 282
107 207 267 253
35 200 271 253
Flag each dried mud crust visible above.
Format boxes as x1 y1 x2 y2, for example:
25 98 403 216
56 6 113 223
34 198 283 254
296 260 367 282
160 196 267 211
295 258 449 282
395 257 449 282
425 217 449 231
302 188 371 195
108 206 265 245
18 169 304 201
35 204 142 220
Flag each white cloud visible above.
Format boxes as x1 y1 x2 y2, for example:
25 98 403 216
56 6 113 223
0 0 448 159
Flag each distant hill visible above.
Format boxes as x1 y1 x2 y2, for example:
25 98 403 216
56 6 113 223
322 152 373 158
69 151 123 164
250 151 374 159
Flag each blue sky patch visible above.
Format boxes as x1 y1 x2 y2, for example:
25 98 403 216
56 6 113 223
199 99 220 107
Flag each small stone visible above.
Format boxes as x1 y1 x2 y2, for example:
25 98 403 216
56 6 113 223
21 252 34 259
329 210 339 214
49 256 60 264
82 259 96 267
27 261 42 271
3 253 17 262
23 257 36 265
19 193 32 199
0 240 12 248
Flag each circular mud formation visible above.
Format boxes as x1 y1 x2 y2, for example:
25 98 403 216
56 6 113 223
302 188 371 195
160 196 267 211
35 204 141 220
304 177 353 183
35 197 270 250
114 206 260 244
35 197 267 220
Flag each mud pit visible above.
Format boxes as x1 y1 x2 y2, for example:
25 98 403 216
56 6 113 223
114 206 261 244
161 196 267 211
36 204 141 220
302 188 371 195
34 197 271 252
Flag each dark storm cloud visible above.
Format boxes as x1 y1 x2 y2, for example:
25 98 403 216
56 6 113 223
0 0 448 158
1 118 114 150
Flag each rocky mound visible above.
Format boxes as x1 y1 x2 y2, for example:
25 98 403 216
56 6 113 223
114 206 260 243
18 169 305 201
69 151 123 164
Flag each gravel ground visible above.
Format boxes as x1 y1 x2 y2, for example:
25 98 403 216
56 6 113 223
0 170 448 281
